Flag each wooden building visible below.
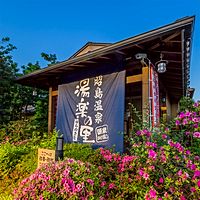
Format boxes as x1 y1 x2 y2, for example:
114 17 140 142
16 16 195 133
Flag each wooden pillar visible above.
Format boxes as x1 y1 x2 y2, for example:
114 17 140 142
171 102 178 118
48 87 53 133
142 66 149 124
166 92 172 122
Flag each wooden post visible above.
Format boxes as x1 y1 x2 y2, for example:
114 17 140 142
48 87 53 133
166 92 171 122
142 66 149 125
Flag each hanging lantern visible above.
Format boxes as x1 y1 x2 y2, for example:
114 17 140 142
155 53 168 73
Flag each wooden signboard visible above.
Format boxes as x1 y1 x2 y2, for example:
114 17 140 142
38 148 55 168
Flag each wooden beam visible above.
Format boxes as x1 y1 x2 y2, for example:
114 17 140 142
82 60 97 64
164 32 181 42
168 60 182 63
168 40 181 43
166 86 183 90
126 74 142 84
152 50 182 55
98 56 111 60
52 90 58 96
142 67 149 124
163 75 182 79
135 44 145 50
48 87 53 133
70 64 86 67
163 79 182 83
149 32 181 50
115 50 126 55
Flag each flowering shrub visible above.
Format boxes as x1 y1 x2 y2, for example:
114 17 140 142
13 101 200 199
14 131 200 199
172 101 200 155
93 132 200 199
13 158 101 199
129 130 200 199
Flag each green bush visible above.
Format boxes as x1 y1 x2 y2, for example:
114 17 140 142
0 128 96 197
63 143 94 162
0 118 37 143
0 142 29 178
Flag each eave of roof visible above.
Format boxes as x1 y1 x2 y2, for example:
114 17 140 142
16 16 195 98
16 16 195 83
69 42 112 59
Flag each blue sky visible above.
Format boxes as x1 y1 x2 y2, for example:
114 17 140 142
1 0 200 100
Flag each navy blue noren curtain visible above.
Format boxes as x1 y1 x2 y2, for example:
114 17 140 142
56 70 125 153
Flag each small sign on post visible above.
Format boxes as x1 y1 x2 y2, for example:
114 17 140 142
38 148 55 168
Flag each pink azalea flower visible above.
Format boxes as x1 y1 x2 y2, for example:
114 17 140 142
193 132 200 138
179 112 185 119
148 165 155 170
104 154 112 162
190 187 196 192
190 164 196 170
185 150 191 155
182 119 188 125
87 179 94 186
98 166 103 171
149 188 157 199
197 180 200 188
76 183 83 192
148 149 157 160
194 170 200 178
185 131 190 136
162 134 167 139
108 183 115 189
143 173 149 180
145 194 151 200
39 195 44 200
100 181 106 187
165 127 169 131
139 169 144 176
164 192 168 198
154 182 158 187
180 195 187 200
178 170 182 176
159 177 164 184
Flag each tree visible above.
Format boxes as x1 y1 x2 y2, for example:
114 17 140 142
41 52 57 65
0 37 18 125
0 37 58 132
19 53 58 131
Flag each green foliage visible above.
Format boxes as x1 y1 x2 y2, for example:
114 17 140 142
32 96 48 132
0 143 36 197
179 96 195 112
64 143 94 162
128 103 143 131
0 37 18 124
41 52 58 65
0 118 33 143
167 101 200 156
21 61 40 75
0 142 29 178
0 117 48 144
19 62 48 129
0 36 52 130
38 130 57 149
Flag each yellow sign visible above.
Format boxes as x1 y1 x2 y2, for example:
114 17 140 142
38 148 55 168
